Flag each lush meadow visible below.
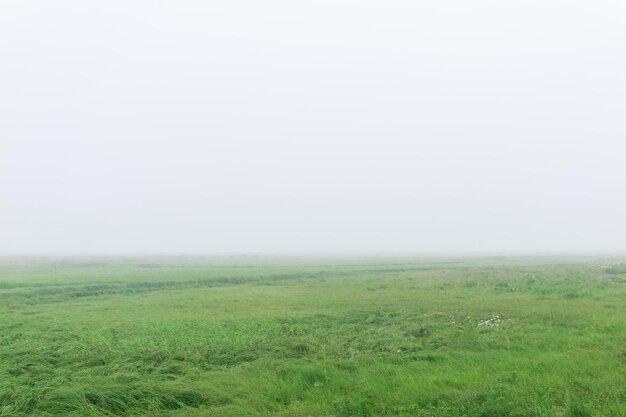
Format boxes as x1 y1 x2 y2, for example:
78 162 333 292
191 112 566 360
0 257 624 416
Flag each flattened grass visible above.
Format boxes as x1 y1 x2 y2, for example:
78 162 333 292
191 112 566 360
0 257 624 416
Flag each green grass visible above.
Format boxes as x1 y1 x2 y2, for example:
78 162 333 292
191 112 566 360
1 256 624 416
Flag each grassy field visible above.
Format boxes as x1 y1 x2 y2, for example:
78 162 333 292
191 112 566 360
0 256 624 417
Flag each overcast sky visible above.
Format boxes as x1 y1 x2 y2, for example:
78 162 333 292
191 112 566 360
1 1 625 255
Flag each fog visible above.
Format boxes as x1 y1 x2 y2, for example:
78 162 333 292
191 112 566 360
1 1 625 255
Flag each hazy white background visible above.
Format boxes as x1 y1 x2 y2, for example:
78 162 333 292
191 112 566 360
1 1 625 255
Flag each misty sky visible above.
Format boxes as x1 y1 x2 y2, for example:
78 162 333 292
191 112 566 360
1 1 625 255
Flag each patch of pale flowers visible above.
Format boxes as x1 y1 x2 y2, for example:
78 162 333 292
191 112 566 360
477 314 502 328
